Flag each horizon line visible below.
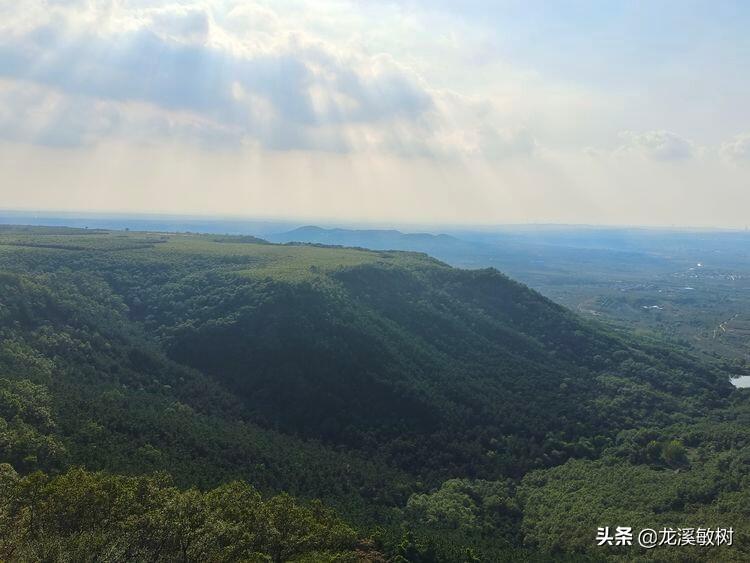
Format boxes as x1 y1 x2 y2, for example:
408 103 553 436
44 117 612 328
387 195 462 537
0 208 748 234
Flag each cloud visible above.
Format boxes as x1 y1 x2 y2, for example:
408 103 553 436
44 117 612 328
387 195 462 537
400 91 538 160
148 5 211 44
0 1 436 152
0 0 550 161
475 125 536 159
0 78 244 149
617 130 694 160
3 1 727 173
720 133 750 162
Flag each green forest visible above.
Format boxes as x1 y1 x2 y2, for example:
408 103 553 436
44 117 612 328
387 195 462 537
0 225 748 561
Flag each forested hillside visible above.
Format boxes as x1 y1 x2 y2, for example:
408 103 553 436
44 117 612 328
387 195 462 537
0 226 747 561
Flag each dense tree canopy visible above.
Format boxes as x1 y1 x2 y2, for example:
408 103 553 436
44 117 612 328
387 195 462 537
0 226 746 560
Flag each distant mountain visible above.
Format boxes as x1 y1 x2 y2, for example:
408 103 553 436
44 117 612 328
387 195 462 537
269 225 677 280
269 225 472 252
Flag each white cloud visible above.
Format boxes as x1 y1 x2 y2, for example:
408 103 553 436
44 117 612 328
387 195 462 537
147 5 212 45
0 0 555 161
617 130 694 161
0 78 244 148
0 1 440 153
720 133 750 163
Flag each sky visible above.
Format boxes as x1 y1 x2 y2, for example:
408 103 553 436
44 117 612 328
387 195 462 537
1 0 749 227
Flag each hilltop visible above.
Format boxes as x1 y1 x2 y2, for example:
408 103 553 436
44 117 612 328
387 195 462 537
271 225 464 248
